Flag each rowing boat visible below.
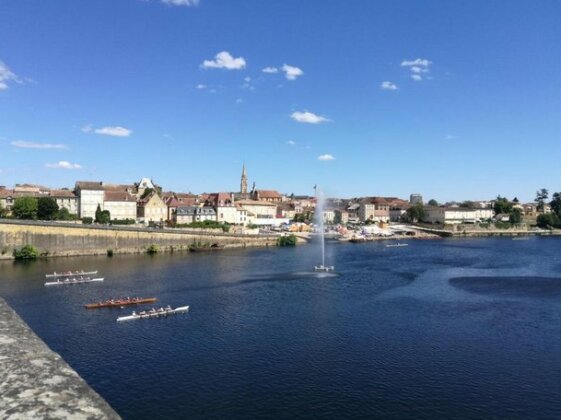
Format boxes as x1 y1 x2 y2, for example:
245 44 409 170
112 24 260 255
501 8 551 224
117 305 189 322
44 277 104 286
386 243 409 248
45 270 98 278
85 297 157 309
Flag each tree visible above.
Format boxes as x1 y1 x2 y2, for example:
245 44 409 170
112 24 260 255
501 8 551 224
535 188 549 213
460 201 477 209
512 197 520 203
12 197 38 220
0 202 7 218
537 213 560 229
37 197 59 220
13 245 39 260
57 207 73 221
95 204 102 223
493 196 513 215
95 204 111 224
509 208 522 224
550 192 561 217
406 203 426 222
140 188 154 199
427 199 439 207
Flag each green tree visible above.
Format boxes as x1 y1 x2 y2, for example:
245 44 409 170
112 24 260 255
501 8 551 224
509 208 522 224
140 188 154 199
13 245 39 260
493 196 513 214
512 197 520 203
550 192 561 217
57 207 73 221
12 197 38 220
537 213 561 229
277 234 297 247
460 201 477 209
535 188 549 213
0 202 7 218
427 199 439 207
37 197 59 220
95 204 110 224
406 203 426 222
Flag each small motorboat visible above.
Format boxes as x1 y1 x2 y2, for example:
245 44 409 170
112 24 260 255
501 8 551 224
385 243 409 248
45 277 104 286
117 305 189 322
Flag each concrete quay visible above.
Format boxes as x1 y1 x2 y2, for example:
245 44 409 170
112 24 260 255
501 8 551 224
0 297 120 419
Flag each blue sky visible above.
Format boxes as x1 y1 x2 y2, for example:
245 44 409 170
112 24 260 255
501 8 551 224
1 0 560 202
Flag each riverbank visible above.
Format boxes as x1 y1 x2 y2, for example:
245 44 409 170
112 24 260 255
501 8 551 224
0 297 120 419
0 220 277 260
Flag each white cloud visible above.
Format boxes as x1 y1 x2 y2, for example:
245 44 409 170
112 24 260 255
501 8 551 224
202 51 246 70
401 58 431 67
45 161 82 170
262 66 279 74
380 81 398 91
11 140 67 150
0 61 21 91
244 76 251 82
282 64 303 81
290 111 329 124
317 154 335 161
195 84 207 89
94 126 132 137
161 0 199 6
81 124 93 133
411 74 423 81
286 140 296 145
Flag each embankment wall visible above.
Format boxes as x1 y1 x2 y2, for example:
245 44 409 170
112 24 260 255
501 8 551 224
0 220 277 259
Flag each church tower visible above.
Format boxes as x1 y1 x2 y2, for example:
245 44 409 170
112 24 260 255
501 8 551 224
240 163 248 195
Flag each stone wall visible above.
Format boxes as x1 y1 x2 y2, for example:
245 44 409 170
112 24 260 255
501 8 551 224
0 221 277 259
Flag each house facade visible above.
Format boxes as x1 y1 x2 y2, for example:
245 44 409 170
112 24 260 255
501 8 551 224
137 192 167 222
75 181 105 218
103 191 137 220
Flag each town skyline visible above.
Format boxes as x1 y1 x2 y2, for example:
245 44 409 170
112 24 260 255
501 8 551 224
2 1 561 202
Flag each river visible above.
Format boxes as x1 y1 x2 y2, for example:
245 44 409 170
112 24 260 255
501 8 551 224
1 237 561 419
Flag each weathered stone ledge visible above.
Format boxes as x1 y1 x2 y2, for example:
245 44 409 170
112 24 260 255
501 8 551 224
0 297 120 419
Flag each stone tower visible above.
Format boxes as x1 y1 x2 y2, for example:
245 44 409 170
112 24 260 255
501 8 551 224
240 163 248 195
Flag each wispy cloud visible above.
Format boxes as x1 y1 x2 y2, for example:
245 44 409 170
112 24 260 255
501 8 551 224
286 140 296 145
445 134 457 140
11 140 67 150
94 126 132 137
161 0 200 6
317 154 335 161
202 51 246 70
81 124 93 133
380 81 398 91
195 84 207 89
262 66 279 74
282 64 303 81
0 61 22 91
401 58 432 81
45 161 82 170
291 111 329 124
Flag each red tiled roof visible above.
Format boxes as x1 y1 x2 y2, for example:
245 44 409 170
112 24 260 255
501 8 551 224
256 190 282 199
104 191 136 202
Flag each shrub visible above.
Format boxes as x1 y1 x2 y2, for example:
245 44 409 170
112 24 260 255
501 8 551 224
537 213 561 229
111 219 136 225
277 234 297 247
107 249 114 257
13 245 39 260
12 197 38 220
82 217 93 224
147 244 159 254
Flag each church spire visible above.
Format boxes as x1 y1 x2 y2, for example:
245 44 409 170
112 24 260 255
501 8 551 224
240 162 248 195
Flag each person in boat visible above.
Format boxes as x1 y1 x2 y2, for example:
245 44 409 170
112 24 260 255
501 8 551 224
165 305 172 311
132 311 136 316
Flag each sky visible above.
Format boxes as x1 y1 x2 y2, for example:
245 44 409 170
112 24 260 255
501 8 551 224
1 0 560 202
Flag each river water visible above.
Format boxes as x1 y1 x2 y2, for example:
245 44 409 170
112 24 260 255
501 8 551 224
1 237 561 419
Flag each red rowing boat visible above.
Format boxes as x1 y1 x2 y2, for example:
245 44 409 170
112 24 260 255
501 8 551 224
85 297 157 309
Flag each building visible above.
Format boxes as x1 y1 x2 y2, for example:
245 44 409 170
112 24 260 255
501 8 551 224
410 193 423 205
137 192 167 223
240 163 248 196
424 207 495 224
75 181 105 218
359 197 390 223
174 206 217 224
103 191 137 221
49 189 79 215
334 209 349 224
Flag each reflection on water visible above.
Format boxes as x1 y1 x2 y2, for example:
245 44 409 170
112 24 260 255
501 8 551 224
1 238 561 419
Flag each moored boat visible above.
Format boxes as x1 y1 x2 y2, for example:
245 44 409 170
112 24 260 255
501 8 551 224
85 297 157 309
45 270 98 278
117 305 190 322
45 277 104 286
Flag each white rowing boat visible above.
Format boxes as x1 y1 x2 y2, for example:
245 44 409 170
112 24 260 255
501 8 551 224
45 270 98 278
117 305 190 322
44 277 104 286
386 243 409 248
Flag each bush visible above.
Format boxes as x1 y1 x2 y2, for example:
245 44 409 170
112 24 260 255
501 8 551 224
147 244 159 254
12 197 38 220
37 197 59 220
111 219 136 225
107 249 114 257
82 217 93 224
13 245 39 260
277 234 297 247
175 220 230 232
537 213 561 229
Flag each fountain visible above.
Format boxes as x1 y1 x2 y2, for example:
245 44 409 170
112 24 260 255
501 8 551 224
313 186 335 272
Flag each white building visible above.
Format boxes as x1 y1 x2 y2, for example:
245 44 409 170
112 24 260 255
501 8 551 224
424 207 495 224
75 181 104 219
103 191 137 221
49 190 79 215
